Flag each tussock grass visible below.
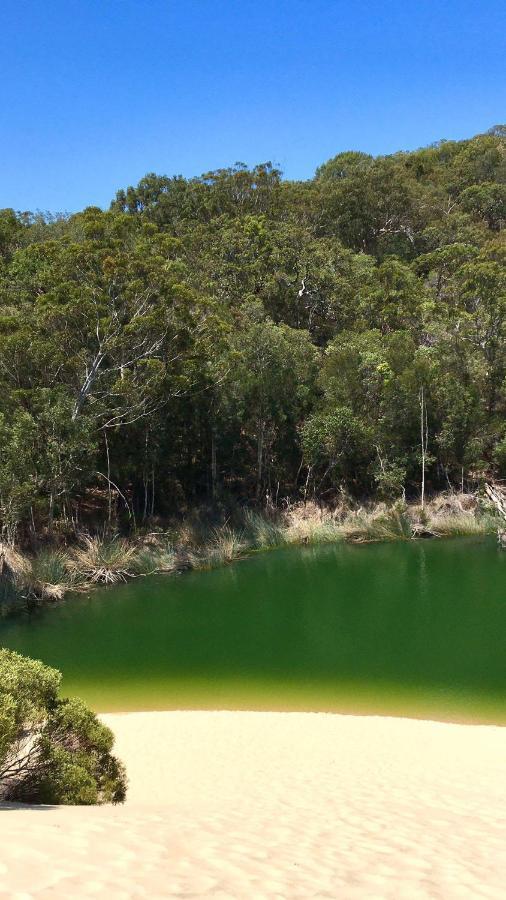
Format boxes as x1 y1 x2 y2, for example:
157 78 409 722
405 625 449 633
427 511 492 537
243 510 286 549
68 535 139 584
341 505 413 543
28 548 77 601
0 542 30 614
413 492 499 538
188 525 246 570
284 502 344 545
131 544 178 575
0 543 31 580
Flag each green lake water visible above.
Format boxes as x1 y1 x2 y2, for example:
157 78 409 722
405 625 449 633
1 537 505 722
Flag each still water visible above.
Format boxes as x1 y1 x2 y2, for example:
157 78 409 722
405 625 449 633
1 538 505 721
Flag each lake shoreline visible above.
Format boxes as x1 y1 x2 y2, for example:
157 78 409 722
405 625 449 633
1 492 501 618
2 709 505 897
83 697 506 727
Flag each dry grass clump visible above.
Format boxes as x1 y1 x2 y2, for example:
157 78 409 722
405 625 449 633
427 512 485 537
243 510 287 549
427 492 478 517
0 542 31 580
410 492 497 538
28 548 77 601
341 505 413 543
0 543 31 614
188 525 246 570
68 535 139 584
283 501 344 545
131 543 178 575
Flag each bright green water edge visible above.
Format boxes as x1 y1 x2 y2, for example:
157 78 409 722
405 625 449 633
1 537 505 722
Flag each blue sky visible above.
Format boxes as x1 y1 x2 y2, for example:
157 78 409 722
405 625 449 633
1 0 505 212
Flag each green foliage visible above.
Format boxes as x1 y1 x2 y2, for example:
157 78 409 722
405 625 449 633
0 126 505 543
0 649 126 804
373 459 407 502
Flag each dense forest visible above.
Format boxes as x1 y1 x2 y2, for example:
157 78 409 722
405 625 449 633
0 126 505 544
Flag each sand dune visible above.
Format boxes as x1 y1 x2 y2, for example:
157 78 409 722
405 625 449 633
1 711 505 898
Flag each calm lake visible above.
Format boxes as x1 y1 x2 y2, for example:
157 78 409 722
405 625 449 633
1 537 505 722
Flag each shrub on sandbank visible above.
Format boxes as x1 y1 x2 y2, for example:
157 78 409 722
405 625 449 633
0 649 126 805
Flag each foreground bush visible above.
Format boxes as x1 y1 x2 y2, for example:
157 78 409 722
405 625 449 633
0 649 126 804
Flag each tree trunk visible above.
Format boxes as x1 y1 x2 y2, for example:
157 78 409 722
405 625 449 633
256 421 265 500
211 431 217 500
105 431 112 526
419 386 428 509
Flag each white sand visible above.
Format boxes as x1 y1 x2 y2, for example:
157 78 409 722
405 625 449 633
1 711 505 898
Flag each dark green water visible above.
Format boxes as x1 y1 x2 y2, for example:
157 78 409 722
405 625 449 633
1 538 505 721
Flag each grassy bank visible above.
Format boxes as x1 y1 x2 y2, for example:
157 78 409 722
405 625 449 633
0 493 502 616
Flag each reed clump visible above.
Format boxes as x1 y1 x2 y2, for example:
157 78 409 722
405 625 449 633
188 525 246 570
28 548 79 601
0 543 31 615
282 501 344 545
341 504 413 543
243 510 287 549
414 492 498 538
131 544 178 575
68 535 139 584
428 513 484 536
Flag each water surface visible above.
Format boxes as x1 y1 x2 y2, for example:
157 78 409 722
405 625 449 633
1 537 505 721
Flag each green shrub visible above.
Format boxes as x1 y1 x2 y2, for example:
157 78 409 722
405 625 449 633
0 649 126 804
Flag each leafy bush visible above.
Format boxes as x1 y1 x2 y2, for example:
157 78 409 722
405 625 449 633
0 649 126 804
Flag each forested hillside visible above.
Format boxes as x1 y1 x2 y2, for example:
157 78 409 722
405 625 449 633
1 127 505 542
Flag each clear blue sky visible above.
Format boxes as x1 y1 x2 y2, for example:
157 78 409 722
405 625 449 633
1 0 505 212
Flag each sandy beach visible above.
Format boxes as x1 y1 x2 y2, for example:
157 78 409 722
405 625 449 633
1 710 505 898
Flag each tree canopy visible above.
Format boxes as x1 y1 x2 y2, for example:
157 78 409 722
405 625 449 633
0 127 505 541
